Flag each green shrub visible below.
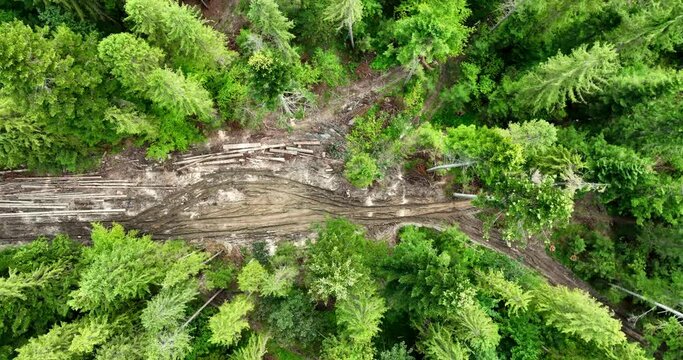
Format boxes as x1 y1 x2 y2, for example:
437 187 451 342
344 152 381 188
312 48 347 87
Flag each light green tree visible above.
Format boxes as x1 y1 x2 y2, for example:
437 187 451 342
0 265 63 300
237 259 270 294
344 152 380 188
336 288 387 344
454 295 501 355
247 0 296 59
325 0 363 48
230 332 270 360
98 33 214 121
391 0 471 74
15 317 112 360
477 270 532 315
533 284 626 349
419 324 468 360
125 0 233 70
208 295 255 347
511 42 620 115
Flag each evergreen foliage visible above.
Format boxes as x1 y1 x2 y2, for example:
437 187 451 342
125 0 233 71
0 221 650 359
509 42 620 116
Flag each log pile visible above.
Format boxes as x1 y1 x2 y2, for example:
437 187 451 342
0 175 163 218
174 141 322 170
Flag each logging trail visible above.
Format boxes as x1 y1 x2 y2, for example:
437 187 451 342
0 68 644 339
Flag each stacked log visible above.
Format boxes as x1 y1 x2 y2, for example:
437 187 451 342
174 140 322 169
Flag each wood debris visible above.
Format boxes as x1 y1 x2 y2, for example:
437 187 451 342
174 140 323 169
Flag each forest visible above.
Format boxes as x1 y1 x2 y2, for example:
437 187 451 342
0 0 681 359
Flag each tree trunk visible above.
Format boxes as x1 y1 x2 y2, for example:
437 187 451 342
348 22 355 49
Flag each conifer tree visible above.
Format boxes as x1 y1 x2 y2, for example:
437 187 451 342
98 33 214 121
208 295 255 347
324 0 363 48
247 0 296 59
511 42 620 115
533 284 626 349
336 287 387 344
125 0 233 70
609 2 683 63
0 21 115 170
454 295 500 355
420 324 468 360
15 317 112 360
230 333 270 360
391 0 471 74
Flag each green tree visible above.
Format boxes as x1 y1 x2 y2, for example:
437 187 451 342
608 2 683 63
325 0 363 48
247 0 296 59
390 0 471 74
344 152 380 188
454 295 501 355
0 21 115 171
15 316 112 360
125 0 233 71
320 335 374 360
230 332 270 360
478 270 532 315
507 119 558 156
510 42 620 115
68 224 167 312
237 259 269 294
533 284 626 349
419 324 468 360
208 295 255 347
336 287 387 344
98 33 214 121
606 92 683 172
0 235 81 349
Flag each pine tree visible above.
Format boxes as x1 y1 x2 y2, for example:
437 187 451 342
0 21 115 171
247 0 296 59
0 265 63 300
125 0 233 70
208 295 255 347
391 0 471 74
67 223 168 313
15 316 112 360
98 33 214 121
336 287 387 344
454 295 501 355
237 259 269 294
260 266 297 297
608 1 683 63
511 42 620 115
324 0 363 48
533 284 626 349
230 332 270 360
419 324 468 360
478 270 532 315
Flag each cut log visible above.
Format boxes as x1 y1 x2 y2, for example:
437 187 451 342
286 147 314 154
260 143 286 150
293 141 321 146
0 209 126 218
270 149 297 156
199 160 239 166
256 156 286 163
223 143 262 151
